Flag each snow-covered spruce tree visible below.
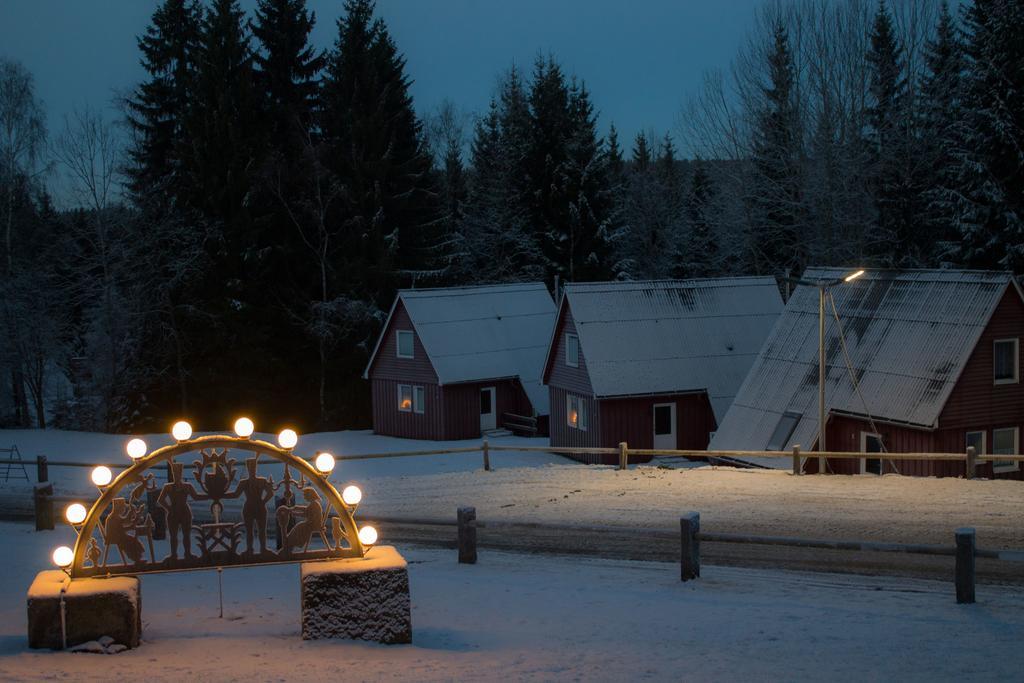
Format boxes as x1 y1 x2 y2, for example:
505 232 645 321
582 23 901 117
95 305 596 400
320 0 442 309
454 99 540 284
921 1 965 263
746 20 806 277
865 0 930 267
124 0 202 209
423 99 469 283
525 57 614 283
615 131 677 280
672 159 719 278
943 0 1024 272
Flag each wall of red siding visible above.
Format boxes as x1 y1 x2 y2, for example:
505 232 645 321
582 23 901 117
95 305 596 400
549 386 603 459
599 393 717 454
442 379 533 440
367 301 439 384
545 304 595 395
371 378 445 440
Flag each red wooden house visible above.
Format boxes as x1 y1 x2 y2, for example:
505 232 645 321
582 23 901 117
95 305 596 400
710 269 1024 479
541 278 784 463
364 283 556 440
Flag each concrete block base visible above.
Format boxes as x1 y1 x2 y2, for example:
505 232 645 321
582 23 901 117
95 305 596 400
27 571 141 650
301 546 411 644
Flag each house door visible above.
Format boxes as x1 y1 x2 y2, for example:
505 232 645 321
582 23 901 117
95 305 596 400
480 387 497 431
860 432 883 475
653 403 676 450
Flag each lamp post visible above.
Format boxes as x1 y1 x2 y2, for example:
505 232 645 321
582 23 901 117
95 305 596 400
782 269 865 455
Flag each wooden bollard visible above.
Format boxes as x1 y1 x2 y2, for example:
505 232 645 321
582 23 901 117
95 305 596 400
34 482 54 531
965 446 976 480
955 527 976 604
680 512 700 581
457 506 477 564
791 444 802 475
618 442 628 470
36 455 48 484
482 440 491 472
147 489 166 540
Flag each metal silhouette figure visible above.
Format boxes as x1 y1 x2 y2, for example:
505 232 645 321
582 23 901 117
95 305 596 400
157 462 206 560
281 487 328 553
101 498 147 566
225 457 275 555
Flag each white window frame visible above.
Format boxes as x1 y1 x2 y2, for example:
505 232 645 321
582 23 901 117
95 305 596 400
565 333 580 368
993 338 1019 385
992 427 1019 474
398 384 413 412
859 431 884 475
566 394 587 432
966 430 986 472
396 330 415 359
414 386 425 414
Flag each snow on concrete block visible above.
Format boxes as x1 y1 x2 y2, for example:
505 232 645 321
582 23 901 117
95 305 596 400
27 570 141 650
301 546 411 644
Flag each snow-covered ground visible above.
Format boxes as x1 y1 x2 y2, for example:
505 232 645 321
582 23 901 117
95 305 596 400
2 429 1022 550
1 521 1022 682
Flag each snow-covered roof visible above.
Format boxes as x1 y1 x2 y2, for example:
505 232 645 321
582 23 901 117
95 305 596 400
709 268 1023 452
366 282 556 415
553 278 784 420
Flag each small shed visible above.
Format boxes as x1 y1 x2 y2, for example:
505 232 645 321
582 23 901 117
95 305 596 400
709 269 1024 479
364 283 556 440
542 278 784 463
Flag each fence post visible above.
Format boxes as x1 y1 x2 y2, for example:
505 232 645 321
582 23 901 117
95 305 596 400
791 445 802 475
680 512 700 581
457 506 477 564
36 455 48 484
618 442 628 470
965 446 976 480
955 527 976 604
482 440 491 472
34 482 54 531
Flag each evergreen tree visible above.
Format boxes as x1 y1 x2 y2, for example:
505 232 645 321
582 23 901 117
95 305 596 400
673 160 718 278
252 0 322 156
921 2 965 259
320 0 440 307
747 20 804 276
125 0 202 207
944 0 1024 272
606 123 625 182
632 131 651 171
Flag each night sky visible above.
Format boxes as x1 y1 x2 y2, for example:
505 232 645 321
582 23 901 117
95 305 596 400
2 0 759 199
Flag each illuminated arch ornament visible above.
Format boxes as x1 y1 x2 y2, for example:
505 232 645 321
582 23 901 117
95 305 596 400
57 423 375 579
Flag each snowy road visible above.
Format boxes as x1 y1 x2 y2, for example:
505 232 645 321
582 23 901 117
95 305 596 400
1 522 1022 681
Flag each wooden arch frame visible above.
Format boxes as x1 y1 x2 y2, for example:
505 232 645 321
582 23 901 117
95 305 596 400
69 435 365 579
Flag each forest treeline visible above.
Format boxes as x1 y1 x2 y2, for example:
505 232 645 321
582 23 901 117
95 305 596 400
1 0 1021 433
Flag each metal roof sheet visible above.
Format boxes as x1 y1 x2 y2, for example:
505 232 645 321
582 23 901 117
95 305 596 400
370 282 556 415
562 277 784 420
709 268 1020 452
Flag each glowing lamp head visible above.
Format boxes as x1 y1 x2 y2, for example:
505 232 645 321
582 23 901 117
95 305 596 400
358 525 378 547
52 545 74 568
342 485 362 506
843 269 865 283
278 428 298 450
171 421 193 441
91 465 113 487
65 503 87 525
314 452 335 474
234 417 255 438
126 438 147 460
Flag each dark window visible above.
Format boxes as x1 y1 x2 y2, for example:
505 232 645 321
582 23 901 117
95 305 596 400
862 433 883 475
994 338 1018 383
654 405 673 435
766 412 801 451
565 334 580 367
397 330 414 358
480 389 492 415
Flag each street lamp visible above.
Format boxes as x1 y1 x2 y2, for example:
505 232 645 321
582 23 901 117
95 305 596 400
782 269 865 455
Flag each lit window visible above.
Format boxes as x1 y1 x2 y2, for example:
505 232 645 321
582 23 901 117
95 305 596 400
992 427 1019 474
994 338 1019 384
766 412 801 451
414 386 425 414
397 330 414 359
398 384 413 412
565 334 579 368
566 394 587 431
